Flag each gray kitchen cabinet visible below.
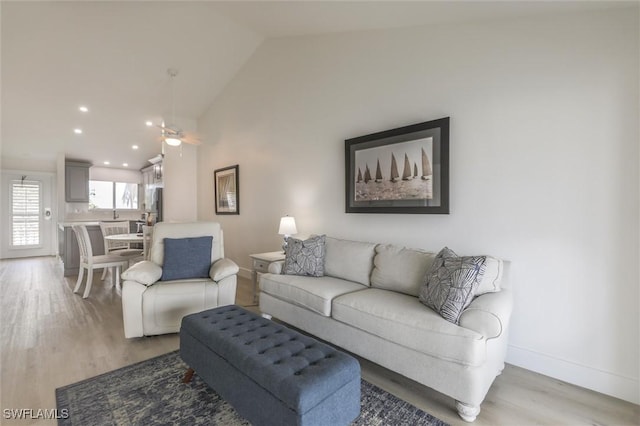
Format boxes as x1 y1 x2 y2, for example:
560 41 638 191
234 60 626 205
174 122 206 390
65 161 91 202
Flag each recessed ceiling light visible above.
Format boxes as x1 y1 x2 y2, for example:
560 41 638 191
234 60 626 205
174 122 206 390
74 128 83 134
79 106 89 112
132 145 139 150
145 121 153 127
122 163 128 167
103 161 110 165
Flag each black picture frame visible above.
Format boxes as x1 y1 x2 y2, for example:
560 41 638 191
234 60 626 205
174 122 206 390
345 117 449 214
214 165 239 215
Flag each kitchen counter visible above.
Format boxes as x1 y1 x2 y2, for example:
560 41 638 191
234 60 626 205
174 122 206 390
58 221 101 228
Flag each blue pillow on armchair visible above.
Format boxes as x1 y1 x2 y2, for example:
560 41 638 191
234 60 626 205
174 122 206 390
161 236 213 281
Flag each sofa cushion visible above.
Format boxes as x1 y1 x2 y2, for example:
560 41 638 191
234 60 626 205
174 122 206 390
370 245 435 297
142 279 218 330
332 288 486 366
161 236 213 281
324 237 377 286
477 256 503 295
260 273 367 317
419 248 486 324
283 235 326 277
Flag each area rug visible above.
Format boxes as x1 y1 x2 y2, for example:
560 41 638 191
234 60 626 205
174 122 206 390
56 350 449 426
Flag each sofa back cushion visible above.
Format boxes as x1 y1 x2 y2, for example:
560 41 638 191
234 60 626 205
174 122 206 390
371 244 436 296
477 256 503 294
324 237 377 286
151 221 223 266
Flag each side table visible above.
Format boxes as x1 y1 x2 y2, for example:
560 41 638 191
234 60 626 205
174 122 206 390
249 251 285 304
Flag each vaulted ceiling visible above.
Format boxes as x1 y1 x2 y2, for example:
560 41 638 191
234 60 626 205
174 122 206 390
1 1 626 171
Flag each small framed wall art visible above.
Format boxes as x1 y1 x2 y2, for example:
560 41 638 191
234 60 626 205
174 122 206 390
345 117 449 214
214 164 239 215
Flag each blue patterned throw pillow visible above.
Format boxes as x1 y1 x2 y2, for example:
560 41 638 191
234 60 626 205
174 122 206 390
161 236 213 281
419 247 486 324
283 235 326 277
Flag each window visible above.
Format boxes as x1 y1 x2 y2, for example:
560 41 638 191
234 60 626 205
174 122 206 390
89 180 139 210
90 181 113 209
11 180 40 246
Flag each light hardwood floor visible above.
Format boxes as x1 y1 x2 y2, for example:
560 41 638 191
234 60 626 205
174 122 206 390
0 256 638 425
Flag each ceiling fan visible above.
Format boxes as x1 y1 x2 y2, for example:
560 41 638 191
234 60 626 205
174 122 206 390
157 68 201 147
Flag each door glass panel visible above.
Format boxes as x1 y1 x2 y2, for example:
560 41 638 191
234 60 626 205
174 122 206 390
11 180 40 246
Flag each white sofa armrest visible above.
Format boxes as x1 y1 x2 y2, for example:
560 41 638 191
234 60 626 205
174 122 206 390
268 260 284 274
121 260 163 286
122 280 147 338
209 258 239 281
459 289 513 339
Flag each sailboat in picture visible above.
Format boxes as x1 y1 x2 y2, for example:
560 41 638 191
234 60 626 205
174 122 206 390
375 159 383 182
413 163 418 178
363 165 372 183
402 153 412 180
357 167 363 183
390 153 400 182
421 147 433 179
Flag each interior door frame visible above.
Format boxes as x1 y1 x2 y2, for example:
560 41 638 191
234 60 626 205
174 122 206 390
0 169 57 259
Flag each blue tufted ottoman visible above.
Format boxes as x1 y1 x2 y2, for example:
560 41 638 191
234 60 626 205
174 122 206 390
179 305 361 426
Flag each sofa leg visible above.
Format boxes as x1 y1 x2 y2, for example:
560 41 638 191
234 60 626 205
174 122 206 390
182 368 195 384
456 401 480 422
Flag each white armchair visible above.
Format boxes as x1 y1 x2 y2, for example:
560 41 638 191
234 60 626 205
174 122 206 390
121 221 239 338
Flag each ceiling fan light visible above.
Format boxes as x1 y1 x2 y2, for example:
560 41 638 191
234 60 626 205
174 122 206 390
165 137 182 146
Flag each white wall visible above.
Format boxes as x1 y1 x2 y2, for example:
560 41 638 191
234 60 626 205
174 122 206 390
197 8 639 403
162 118 198 222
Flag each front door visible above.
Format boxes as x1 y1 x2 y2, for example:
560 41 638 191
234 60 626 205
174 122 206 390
1 171 55 259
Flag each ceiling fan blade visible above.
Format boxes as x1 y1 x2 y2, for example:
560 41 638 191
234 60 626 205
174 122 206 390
182 136 201 145
157 122 182 131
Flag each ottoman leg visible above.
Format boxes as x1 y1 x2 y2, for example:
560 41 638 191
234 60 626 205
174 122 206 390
182 368 195 384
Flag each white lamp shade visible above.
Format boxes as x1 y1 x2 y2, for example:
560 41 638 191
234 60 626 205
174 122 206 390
278 216 297 236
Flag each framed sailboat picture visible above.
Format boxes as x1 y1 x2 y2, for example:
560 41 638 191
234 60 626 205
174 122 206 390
345 117 449 214
214 164 239 215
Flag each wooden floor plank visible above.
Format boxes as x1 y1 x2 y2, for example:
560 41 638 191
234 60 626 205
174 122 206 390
0 256 638 425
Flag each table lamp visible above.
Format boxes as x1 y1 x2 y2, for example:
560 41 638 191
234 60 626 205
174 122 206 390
278 215 298 251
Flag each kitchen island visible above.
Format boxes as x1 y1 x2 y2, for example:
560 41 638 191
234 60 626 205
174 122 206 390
57 222 105 276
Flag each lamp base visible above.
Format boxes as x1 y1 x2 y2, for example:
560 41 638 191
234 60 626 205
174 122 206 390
282 235 290 252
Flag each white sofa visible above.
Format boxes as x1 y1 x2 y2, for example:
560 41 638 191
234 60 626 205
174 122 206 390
259 237 512 422
121 222 239 338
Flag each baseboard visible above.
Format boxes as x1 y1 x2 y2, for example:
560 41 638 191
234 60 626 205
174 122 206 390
238 267 252 280
506 344 639 405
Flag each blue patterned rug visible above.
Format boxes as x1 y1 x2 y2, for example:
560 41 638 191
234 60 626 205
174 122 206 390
56 350 449 425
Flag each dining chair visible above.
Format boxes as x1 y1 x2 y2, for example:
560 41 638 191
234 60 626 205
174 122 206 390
73 225 130 299
99 221 143 279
